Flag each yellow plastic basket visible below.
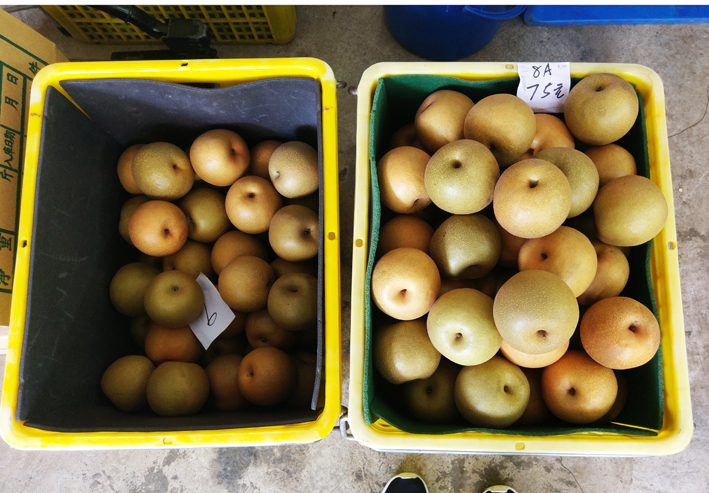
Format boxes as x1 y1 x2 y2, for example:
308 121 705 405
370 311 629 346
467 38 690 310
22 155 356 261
349 62 692 456
42 5 296 45
1 57 340 449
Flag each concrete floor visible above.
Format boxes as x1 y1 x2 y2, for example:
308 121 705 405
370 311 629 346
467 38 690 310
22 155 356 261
2 5 709 492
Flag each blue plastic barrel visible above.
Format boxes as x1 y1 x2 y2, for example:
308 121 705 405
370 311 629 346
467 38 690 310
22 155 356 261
385 5 527 61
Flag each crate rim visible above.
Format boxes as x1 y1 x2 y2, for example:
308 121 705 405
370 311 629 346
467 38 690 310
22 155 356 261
348 61 693 456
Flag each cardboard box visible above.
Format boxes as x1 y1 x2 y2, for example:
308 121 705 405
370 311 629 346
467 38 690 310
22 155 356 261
0 11 67 350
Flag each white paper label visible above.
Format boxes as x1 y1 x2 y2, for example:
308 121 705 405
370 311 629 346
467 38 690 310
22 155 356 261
189 273 236 349
517 62 571 113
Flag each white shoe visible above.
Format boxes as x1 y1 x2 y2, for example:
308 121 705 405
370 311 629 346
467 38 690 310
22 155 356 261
483 486 518 493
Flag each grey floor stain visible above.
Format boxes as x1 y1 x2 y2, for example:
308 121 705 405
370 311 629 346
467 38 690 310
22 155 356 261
162 450 182 468
678 227 708 244
449 456 467 493
479 463 512 491
559 476 584 491
88 470 117 492
506 455 533 471
213 448 259 487
395 454 421 477
130 466 169 493
211 446 311 486
681 168 697 179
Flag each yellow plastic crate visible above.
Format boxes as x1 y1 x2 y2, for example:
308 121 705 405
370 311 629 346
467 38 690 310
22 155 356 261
42 5 296 45
0 57 340 449
349 62 692 455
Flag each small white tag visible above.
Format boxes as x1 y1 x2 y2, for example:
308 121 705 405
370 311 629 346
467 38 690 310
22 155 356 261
517 62 571 113
189 273 236 350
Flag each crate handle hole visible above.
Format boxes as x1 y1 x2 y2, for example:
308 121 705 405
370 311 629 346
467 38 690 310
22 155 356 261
668 241 676 250
515 442 525 451
328 232 337 240
22 240 27 248
181 62 188 67
355 238 364 247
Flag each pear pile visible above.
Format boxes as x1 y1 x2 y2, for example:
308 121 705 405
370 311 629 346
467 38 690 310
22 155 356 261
372 74 666 429
103 131 323 417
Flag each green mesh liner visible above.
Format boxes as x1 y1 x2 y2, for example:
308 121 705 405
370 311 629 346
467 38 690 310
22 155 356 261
363 74 663 438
